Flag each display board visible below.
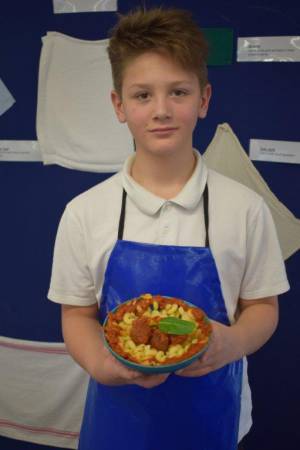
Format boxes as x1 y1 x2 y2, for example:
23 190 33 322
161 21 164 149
0 1 299 449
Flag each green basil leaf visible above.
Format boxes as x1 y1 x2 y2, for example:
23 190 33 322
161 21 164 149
158 317 196 335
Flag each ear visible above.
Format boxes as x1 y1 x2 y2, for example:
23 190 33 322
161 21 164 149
111 90 127 123
198 84 212 119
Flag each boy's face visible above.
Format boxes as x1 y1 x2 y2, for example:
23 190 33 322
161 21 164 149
111 52 211 158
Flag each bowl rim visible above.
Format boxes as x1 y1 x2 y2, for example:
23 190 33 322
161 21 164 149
102 295 212 371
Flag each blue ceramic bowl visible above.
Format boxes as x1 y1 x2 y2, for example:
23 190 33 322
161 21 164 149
103 297 211 374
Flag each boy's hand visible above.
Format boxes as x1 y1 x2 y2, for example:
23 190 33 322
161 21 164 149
175 320 241 377
175 296 278 377
93 339 170 389
62 304 170 389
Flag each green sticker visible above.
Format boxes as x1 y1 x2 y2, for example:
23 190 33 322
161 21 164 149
158 317 196 335
203 28 234 66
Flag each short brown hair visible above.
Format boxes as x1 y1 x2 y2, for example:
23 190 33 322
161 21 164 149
107 7 209 95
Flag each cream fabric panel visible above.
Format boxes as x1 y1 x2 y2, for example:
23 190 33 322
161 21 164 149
0 336 89 448
203 123 300 260
37 32 133 173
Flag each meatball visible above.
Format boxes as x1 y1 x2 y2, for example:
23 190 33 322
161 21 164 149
150 329 170 352
170 334 187 346
130 317 152 345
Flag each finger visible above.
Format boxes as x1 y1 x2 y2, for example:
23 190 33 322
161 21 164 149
122 368 143 380
134 377 167 389
200 351 213 364
140 373 170 383
175 356 207 374
175 359 212 375
176 365 214 377
175 365 199 376
113 361 142 380
133 372 170 388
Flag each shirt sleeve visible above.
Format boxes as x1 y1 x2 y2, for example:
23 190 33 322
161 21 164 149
47 205 97 306
240 199 290 300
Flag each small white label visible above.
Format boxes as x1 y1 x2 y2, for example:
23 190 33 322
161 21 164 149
237 36 300 62
53 0 117 13
0 141 42 162
250 139 300 164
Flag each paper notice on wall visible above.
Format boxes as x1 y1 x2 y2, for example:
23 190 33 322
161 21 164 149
0 78 16 116
53 0 117 13
250 139 300 164
0 141 42 162
237 36 300 62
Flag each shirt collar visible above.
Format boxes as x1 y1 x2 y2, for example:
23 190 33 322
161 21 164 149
121 150 208 215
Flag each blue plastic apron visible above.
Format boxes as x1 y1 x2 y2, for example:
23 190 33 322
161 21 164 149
79 185 243 450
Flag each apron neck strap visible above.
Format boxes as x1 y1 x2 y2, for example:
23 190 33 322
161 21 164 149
203 184 209 248
118 188 127 240
118 184 210 248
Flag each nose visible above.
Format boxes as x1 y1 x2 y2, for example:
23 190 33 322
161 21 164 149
153 95 171 121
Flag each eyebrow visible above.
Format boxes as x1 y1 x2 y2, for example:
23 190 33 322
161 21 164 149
128 81 193 90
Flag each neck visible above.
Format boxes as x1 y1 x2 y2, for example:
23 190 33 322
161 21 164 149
131 150 196 199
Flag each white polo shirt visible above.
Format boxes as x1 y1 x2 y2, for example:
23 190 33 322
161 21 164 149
48 150 289 441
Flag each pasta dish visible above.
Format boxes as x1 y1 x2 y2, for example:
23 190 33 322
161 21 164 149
104 294 211 367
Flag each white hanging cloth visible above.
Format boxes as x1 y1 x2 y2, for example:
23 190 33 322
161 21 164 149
0 336 88 449
36 32 133 173
203 123 300 260
0 78 15 116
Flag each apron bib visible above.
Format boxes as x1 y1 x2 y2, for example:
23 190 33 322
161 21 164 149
79 185 243 450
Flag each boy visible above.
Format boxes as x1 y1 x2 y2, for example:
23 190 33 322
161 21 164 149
48 7 289 450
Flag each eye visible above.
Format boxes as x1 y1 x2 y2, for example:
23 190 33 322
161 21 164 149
172 89 188 97
135 92 150 101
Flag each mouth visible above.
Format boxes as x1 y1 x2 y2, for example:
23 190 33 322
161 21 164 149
149 127 178 134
